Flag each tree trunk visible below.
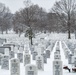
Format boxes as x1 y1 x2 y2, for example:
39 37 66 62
1 30 3 34
67 21 71 39
19 34 20 37
30 36 33 45
6 29 8 34
29 36 33 45
67 12 71 39
68 29 71 39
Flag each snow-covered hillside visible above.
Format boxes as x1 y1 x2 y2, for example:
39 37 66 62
0 33 76 75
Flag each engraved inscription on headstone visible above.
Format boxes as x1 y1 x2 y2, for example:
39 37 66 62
1 55 9 70
9 51 14 59
74 56 76 67
53 60 63 75
32 51 38 60
30 46 34 54
36 55 44 70
17 53 23 63
24 54 31 66
54 54 61 60
41 53 47 63
25 64 38 75
10 58 20 75
68 54 73 64
56 49 60 54
65 51 70 58
46 50 50 58
25 50 29 54
0 53 3 65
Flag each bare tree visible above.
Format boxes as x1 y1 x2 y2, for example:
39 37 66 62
0 3 12 34
13 0 47 45
51 0 76 39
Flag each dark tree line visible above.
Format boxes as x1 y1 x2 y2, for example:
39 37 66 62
0 0 76 40
0 3 13 34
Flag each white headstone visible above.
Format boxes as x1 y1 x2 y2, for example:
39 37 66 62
14 46 18 53
36 55 44 70
54 52 61 60
5 48 9 56
55 49 60 54
24 44 29 51
32 51 38 60
41 53 47 63
36 47 42 55
24 54 31 66
19 46 24 53
74 57 76 67
72 56 76 67
0 53 3 65
10 58 20 75
17 53 23 63
46 50 50 58
68 54 73 64
53 60 63 75
1 55 9 70
65 50 70 58
25 64 38 75
30 45 34 54
11 45 14 51
9 51 15 59
25 50 29 54
74 48 76 56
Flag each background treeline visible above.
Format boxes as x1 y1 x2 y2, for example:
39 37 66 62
0 0 76 36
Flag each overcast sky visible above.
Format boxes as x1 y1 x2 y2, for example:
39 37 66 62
0 0 60 13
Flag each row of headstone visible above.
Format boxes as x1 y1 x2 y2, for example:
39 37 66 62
53 44 63 75
71 48 76 66
0 38 6 44
62 42 71 59
62 41 76 67
0 34 58 75
10 58 38 75
61 42 71 63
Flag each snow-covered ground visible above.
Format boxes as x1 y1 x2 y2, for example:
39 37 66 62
0 32 76 75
